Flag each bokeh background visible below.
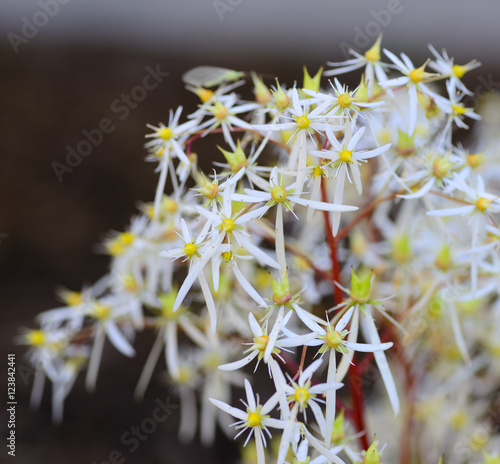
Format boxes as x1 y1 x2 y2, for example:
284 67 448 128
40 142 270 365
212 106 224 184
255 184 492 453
1 1 500 462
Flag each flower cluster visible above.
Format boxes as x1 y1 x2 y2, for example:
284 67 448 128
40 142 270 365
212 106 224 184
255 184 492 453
20 37 500 463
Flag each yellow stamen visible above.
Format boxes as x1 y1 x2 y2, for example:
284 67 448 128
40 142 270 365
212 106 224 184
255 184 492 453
253 335 269 352
157 127 172 140
452 64 467 79
340 150 353 163
27 330 46 347
183 243 197 257
477 197 491 212
294 387 310 405
338 93 353 108
247 412 261 427
271 185 288 203
296 115 310 129
325 330 343 348
221 218 235 233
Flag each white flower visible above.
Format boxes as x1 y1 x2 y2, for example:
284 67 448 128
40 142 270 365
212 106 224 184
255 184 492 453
209 378 285 464
310 126 390 234
325 34 389 95
380 49 439 136
428 44 480 96
171 183 280 313
218 312 316 373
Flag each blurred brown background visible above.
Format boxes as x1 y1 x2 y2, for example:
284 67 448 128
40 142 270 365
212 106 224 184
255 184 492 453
1 1 500 462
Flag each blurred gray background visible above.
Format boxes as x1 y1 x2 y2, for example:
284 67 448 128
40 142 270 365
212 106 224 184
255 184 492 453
1 1 499 463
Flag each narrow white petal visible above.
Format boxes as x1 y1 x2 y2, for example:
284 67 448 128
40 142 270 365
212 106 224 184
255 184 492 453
174 234 224 311
291 195 358 212
218 351 259 371
236 233 280 269
209 398 248 421
363 310 400 415
426 205 475 217
198 271 218 334
105 321 135 357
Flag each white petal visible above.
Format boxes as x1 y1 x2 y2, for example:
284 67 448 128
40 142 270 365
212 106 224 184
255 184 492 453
291 195 358 212
105 321 135 357
363 310 400 415
236 233 280 269
218 351 259 371
209 398 247 421
174 234 224 311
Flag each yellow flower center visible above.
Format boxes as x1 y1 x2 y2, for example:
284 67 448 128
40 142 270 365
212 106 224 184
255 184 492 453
164 198 178 213
213 102 228 120
409 68 425 83
340 150 353 163
453 64 467 79
61 291 82 307
296 115 310 129
157 127 172 140
477 197 491 212
467 153 483 168
183 243 197 257
325 330 343 348
452 104 467 116
294 387 310 405
221 218 235 233
450 410 467 429
197 88 214 103
271 185 288 203
253 335 269 352
222 251 233 262
247 412 261 427
338 93 353 108
27 330 46 347
312 166 324 178
93 303 111 321
365 48 380 63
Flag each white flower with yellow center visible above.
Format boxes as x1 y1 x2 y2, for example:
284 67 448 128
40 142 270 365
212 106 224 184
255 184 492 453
380 49 439 136
209 379 285 464
428 44 480 96
325 34 390 96
218 312 316 373
271 359 344 464
310 126 390 235
302 78 384 122
172 182 280 315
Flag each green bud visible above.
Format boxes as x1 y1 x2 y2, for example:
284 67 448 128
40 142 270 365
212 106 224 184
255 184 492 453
363 438 381 464
397 130 416 156
272 273 292 305
435 243 453 270
331 408 346 443
251 72 272 104
218 140 248 172
433 156 454 179
393 234 412 263
272 79 291 110
303 66 323 93
350 268 373 303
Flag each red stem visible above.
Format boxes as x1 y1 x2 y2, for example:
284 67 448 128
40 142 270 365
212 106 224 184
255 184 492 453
320 177 369 450
320 179 343 306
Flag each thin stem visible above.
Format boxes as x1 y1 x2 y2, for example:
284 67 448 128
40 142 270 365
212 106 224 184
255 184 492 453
320 178 343 305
